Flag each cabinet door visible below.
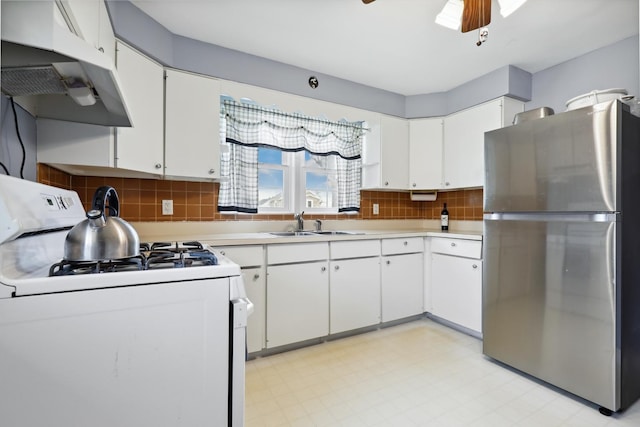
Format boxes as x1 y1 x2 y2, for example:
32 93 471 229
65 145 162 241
115 41 164 175
59 0 115 61
381 252 424 322
266 261 329 348
409 118 443 189
241 267 266 353
37 118 114 168
165 69 221 180
329 257 381 334
431 253 482 333
379 115 409 189
443 99 502 189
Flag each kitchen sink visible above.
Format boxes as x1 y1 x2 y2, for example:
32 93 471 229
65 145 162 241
269 231 363 237
312 231 362 235
269 231 316 236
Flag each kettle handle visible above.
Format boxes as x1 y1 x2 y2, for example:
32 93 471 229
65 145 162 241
92 186 120 217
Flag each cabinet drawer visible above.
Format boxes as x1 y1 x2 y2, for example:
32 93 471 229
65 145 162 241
267 242 329 265
217 245 264 267
381 237 423 255
331 240 380 260
430 237 481 259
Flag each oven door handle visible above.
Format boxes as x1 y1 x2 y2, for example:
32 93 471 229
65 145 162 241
231 297 253 328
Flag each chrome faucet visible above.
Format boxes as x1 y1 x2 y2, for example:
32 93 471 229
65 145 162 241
314 219 322 232
294 211 304 232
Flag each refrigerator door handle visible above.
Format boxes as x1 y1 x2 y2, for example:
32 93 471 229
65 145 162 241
484 213 618 222
606 222 616 309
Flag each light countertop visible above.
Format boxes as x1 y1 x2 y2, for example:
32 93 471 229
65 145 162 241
131 219 483 246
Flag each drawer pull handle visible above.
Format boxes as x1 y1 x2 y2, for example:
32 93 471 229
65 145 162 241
472 264 478 269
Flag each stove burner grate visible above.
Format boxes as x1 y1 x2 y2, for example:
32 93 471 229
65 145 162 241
48 241 218 276
49 256 145 276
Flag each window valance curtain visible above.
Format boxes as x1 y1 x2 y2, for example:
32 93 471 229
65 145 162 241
218 99 365 213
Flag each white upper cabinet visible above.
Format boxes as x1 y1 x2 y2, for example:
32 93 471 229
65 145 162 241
57 0 116 61
114 41 165 175
408 118 443 190
442 97 523 189
165 69 221 180
362 114 409 190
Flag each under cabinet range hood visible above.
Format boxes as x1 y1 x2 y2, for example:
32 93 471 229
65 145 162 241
1 1 133 127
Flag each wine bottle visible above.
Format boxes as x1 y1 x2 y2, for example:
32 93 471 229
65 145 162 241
441 203 449 231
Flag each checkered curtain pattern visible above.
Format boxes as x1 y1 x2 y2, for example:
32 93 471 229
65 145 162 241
218 99 364 213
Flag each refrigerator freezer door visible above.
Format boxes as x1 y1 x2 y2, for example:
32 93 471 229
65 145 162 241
484 101 620 213
483 214 618 411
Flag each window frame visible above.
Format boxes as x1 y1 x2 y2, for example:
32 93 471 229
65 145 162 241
257 149 339 215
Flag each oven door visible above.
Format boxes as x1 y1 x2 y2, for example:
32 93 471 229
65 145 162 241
0 278 231 427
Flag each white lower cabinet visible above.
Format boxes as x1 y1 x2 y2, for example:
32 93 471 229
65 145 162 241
381 252 424 322
330 257 381 334
430 237 483 334
266 261 329 348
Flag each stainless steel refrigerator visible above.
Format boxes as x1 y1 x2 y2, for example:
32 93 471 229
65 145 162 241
483 100 640 414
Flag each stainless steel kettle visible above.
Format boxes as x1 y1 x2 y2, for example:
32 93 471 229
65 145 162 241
64 186 140 261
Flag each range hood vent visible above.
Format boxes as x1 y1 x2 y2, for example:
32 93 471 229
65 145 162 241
1 1 133 127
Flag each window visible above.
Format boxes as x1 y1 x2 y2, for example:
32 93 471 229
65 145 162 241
218 98 363 215
258 149 338 214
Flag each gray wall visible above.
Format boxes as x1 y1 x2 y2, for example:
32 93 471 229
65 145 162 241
527 35 639 114
107 1 638 119
0 96 37 181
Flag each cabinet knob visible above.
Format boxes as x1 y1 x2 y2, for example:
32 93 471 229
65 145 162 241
220 250 225 255
472 264 478 269
155 163 162 169
403 241 408 246
98 47 105 53
321 266 327 272
334 265 340 271
253 273 260 280
386 260 391 265
451 242 456 247
208 169 216 175
384 181 389 186
445 182 450 186
412 183 416 187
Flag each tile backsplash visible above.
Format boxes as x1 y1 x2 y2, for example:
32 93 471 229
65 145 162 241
38 164 483 222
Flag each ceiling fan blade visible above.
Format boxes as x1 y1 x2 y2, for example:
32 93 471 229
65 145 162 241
362 0 376 3
461 0 491 33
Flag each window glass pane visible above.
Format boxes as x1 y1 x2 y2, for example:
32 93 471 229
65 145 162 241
258 147 282 165
306 171 337 209
258 168 284 208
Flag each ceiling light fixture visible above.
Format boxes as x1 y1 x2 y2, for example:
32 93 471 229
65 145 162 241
435 0 463 30
497 0 527 17
435 0 527 31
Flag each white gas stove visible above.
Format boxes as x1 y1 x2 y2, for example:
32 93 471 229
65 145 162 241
0 175 250 427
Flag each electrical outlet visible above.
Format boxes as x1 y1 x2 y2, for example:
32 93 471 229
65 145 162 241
373 203 379 215
162 199 173 215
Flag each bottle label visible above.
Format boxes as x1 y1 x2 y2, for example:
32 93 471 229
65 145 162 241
441 215 449 226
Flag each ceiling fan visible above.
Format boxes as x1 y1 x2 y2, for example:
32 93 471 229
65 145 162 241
363 0 526 42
